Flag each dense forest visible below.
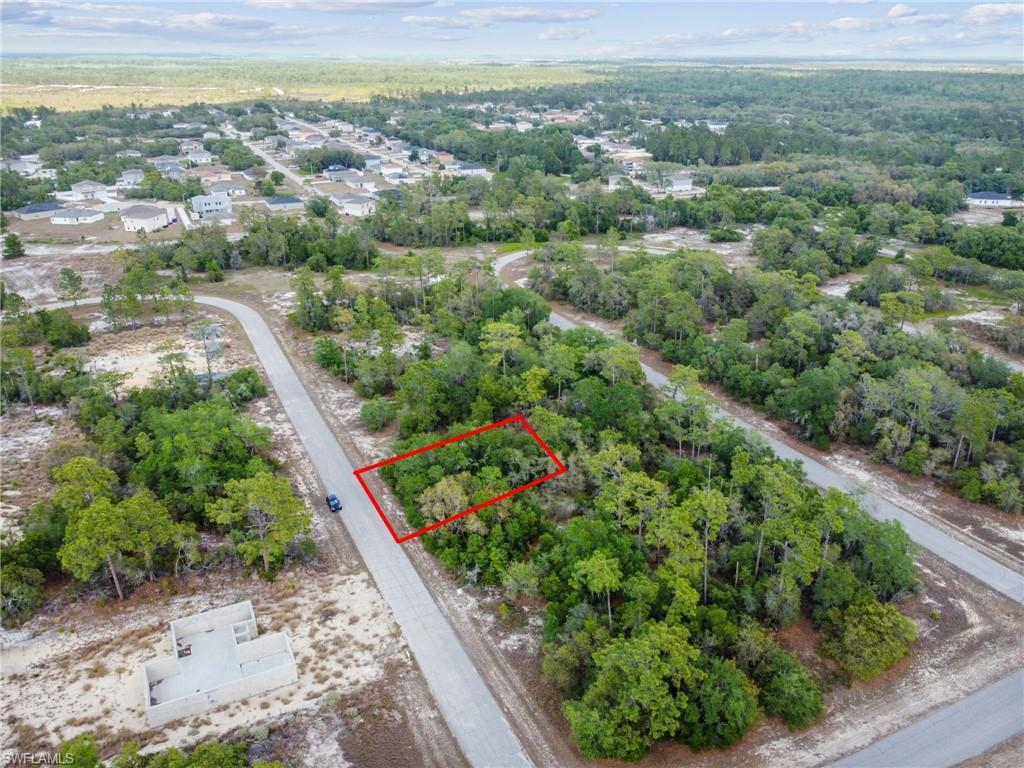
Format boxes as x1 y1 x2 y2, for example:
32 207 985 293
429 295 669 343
292 255 918 759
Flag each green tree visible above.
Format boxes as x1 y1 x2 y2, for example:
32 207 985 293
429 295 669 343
121 491 177 581
479 320 524 375
207 473 312 575
822 599 918 680
679 657 761 750
572 549 622 631
56 267 85 306
563 622 703 760
3 233 26 260
59 497 133 600
879 291 925 331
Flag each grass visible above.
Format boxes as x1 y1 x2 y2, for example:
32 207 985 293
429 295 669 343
1 58 607 111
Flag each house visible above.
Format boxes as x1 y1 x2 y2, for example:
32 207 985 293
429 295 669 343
121 204 171 232
264 195 304 212
667 173 693 194
116 149 143 158
51 208 104 225
608 174 623 191
150 155 185 175
68 180 108 201
332 194 377 218
191 193 232 219
456 161 490 178
324 166 363 184
117 169 146 189
966 191 1020 207
141 601 296 727
186 149 214 166
207 180 247 197
180 139 204 155
12 201 64 220
362 154 382 172
382 167 410 184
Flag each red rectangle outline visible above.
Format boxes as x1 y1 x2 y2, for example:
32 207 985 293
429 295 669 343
353 414 566 544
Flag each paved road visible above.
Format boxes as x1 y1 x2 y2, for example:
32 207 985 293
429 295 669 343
494 251 1024 604
58 295 531 768
197 296 531 768
830 669 1024 768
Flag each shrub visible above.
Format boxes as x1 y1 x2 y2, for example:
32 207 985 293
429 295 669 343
224 367 268 404
360 396 396 431
821 599 918 680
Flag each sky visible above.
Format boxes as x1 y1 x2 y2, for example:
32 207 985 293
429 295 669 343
1 0 1022 61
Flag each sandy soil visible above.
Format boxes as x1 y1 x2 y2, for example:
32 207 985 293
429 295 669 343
0 405 84 531
1 248 123 305
0 298 462 767
639 226 758 269
949 208 1013 226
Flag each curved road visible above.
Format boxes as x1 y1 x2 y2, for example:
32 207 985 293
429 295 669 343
58 295 530 768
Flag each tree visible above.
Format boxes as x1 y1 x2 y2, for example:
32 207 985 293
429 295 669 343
53 456 117 515
679 657 761 750
879 291 925 331
479 320 524 375
56 267 85 306
572 549 622 631
562 622 703 760
3 233 25 260
59 497 132 600
207 473 312 575
417 474 469 524
269 170 285 185
821 599 918 680
121 491 177 581
687 489 729 603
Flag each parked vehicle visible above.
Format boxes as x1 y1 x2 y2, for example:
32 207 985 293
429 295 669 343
326 493 342 512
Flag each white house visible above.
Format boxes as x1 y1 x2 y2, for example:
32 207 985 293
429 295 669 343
362 154 383 172
207 180 247 197
117 169 146 189
179 139 204 155
264 195 304 212
332 195 376 218
667 173 694 194
51 208 104 225
68 180 108 201
116 149 143 158
12 201 64 220
121 204 171 232
186 149 214 165
966 191 1020 207
457 162 491 179
191 193 232 219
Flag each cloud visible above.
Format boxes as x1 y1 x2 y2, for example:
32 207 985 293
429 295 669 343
246 0 440 11
962 3 1023 25
403 5 598 29
538 26 587 41
888 3 917 18
1 1 359 43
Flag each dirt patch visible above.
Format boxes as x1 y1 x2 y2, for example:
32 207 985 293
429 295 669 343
1 247 122 304
639 225 758 269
